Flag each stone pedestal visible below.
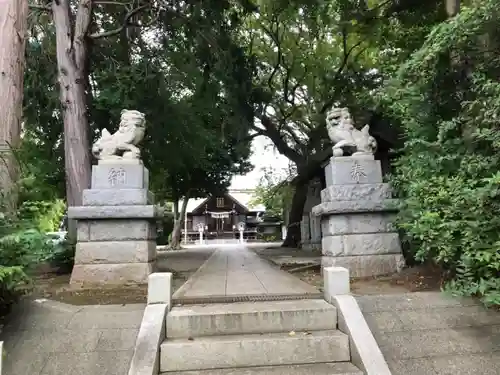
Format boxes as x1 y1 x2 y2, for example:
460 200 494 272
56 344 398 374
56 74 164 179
68 161 162 287
312 155 404 277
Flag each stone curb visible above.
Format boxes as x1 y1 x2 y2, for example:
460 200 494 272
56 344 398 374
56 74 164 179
323 267 392 375
128 273 172 375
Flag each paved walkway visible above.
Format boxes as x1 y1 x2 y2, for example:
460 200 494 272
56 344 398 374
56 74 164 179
357 292 500 375
1 299 144 375
173 245 319 299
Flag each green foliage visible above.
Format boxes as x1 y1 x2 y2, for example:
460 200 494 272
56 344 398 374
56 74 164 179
22 22 65 200
251 168 293 220
157 215 174 246
0 220 49 313
379 0 500 305
0 226 52 269
0 196 65 313
42 237 75 274
23 2 255 207
17 200 65 232
0 266 29 316
141 1 256 202
259 233 280 242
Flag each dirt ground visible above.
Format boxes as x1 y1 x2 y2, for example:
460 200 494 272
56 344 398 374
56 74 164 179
283 263 444 295
24 245 443 304
26 247 214 305
254 246 443 295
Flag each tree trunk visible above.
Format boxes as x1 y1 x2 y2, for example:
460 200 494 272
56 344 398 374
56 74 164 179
445 0 460 17
0 0 28 211
170 194 190 249
52 0 93 236
282 179 309 248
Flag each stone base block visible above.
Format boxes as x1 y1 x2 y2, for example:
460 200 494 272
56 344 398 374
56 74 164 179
82 188 153 206
301 243 321 251
322 254 405 278
68 205 162 220
312 199 398 216
77 220 156 242
91 163 149 189
70 262 155 287
321 213 396 236
74 240 156 264
324 157 382 186
322 232 401 257
320 183 392 202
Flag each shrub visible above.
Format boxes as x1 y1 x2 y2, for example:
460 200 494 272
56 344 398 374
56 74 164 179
0 266 30 316
42 236 75 274
17 199 66 232
0 217 49 314
0 198 67 314
378 2 500 305
0 228 53 269
259 233 279 242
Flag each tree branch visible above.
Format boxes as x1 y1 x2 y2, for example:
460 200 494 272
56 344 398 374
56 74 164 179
89 3 149 39
238 129 265 145
282 125 306 150
259 115 304 165
319 34 365 114
93 0 132 6
260 17 282 93
29 4 52 12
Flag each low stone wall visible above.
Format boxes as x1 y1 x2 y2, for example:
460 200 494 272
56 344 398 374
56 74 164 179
323 267 392 375
128 273 172 375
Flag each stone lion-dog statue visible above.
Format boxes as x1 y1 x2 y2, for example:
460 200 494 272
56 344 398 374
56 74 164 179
92 109 146 160
326 107 377 157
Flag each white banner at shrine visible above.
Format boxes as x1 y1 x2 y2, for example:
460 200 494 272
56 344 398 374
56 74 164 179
207 211 232 219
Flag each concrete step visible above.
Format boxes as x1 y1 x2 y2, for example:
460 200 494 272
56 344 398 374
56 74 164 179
167 299 337 338
160 329 350 372
161 362 362 374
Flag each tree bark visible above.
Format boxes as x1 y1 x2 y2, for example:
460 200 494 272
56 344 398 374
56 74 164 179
52 0 92 230
282 179 309 248
170 193 190 249
445 0 460 17
0 0 28 210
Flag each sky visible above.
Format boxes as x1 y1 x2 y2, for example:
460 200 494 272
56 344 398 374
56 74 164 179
229 135 291 190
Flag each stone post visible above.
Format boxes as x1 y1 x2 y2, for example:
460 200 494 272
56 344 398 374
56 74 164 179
68 159 162 286
323 266 350 301
300 214 310 247
237 222 245 244
312 155 405 277
148 272 172 308
196 224 204 245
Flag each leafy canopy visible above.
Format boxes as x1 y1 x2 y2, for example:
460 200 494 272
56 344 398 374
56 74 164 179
378 0 500 305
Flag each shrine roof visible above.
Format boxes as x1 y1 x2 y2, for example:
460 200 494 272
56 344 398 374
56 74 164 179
179 189 266 214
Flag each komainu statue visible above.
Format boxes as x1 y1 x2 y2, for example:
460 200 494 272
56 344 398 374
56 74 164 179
326 107 377 157
92 109 146 160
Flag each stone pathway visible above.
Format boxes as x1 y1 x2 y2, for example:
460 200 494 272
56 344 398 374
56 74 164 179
357 292 500 375
173 245 319 299
1 299 144 375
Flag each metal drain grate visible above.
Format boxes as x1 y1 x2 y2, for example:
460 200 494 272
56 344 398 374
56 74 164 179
172 293 323 305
